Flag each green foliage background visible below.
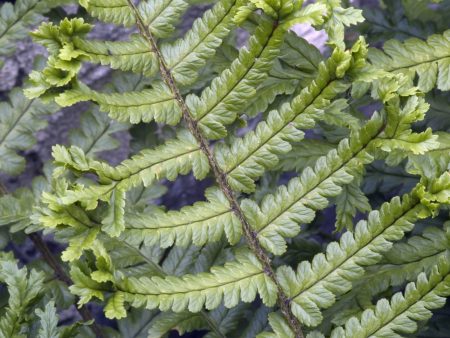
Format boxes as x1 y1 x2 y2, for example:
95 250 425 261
0 0 449 337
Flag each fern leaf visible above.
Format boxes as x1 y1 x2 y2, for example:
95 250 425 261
276 139 335 172
162 0 242 85
186 17 282 139
51 130 207 218
56 81 180 125
31 22 159 78
0 255 46 338
102 188 126 237
242 115 384 255
0 0 66 59
138 0 188 38
79 0 134 27
257 312 294 338
72 36 159 76
241 32 324 118
0 89 58 175
70 264 105 306
70 250 277 318
374 95 439 165
68 108 128 157
122 187 241 247
188 2 326 139
330 257 450 337
353 225 450 305
216 46 357 193
335 178 371 231
319 1 364 49
369 30 450 92
276 174 450 327
146 312 205 338
80 0 188 36
35 301 59 338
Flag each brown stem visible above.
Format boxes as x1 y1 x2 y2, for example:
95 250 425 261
0 183 104 338
126 2 304 336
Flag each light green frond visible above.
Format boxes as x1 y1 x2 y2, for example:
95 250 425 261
243 32 324 117
242 115 384 255
51 130 207 213
121 187 241 248
373 94 440 165
216 46 356 193
0 109 125 234
162 0 241 85
79 0 134 27
70 263 106 306
0 89 58 175
71 35 159 76
81 0 188 36
277 175 449 327
369 30 450 92
30 21 158 79
0 255 46 338
188 2 327 139
354 225 450 305
330 257 450 338
138 0 188 38
70 250 277 318
257 312 294 338
319 0 364 49
186 17 282 139
56 81 180 125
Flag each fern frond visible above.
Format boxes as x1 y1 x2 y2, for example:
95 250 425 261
374 95 439 165
186 17 282 139
162 0 243 86
335 178 371 232
0 89 58 175
30 22 158 79
68 108 128 157
257 312 294 338
35 301 59 338
0 0 66 59
330 257 450 337
319 0 364 49
188 2 326 139
354 224 450 305
275 139 335 172
369 30 450 92
146 311 205 337
215 45 358 193
72 36 159 76
242 116 383 256
0 254 46 337
56 81 180 125
107 93 440 253
70 249 278 318
122 187 241 248
49 131 207 231
80 0 188 37
276 174 450 327
79 0 134 26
